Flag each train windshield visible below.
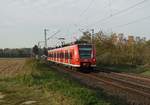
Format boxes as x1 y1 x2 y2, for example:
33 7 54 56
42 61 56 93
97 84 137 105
79 45 92 59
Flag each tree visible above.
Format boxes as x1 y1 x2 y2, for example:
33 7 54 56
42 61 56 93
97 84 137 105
43 47 48 56
79 31 150 66
32 45 39 55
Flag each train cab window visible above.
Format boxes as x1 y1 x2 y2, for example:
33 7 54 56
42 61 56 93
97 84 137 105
79 45 92 59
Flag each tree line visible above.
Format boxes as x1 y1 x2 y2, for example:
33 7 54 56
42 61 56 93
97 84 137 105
0 48 31 58
79 31 150 66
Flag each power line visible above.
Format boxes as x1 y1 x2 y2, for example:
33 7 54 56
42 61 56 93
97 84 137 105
79 0 95 17
47 30 61 40
89 0 148 27
73 0 95 29
113 15 150 28
108 0 112 16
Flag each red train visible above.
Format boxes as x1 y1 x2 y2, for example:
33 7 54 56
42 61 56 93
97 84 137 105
47 44 96 69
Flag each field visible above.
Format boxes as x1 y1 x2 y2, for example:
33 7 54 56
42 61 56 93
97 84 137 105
0 58 25 78
0 58 126 105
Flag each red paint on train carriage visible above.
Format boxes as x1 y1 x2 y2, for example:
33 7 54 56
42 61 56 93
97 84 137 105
47 44 96 68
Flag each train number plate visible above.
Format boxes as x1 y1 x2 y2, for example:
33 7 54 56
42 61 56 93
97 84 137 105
83 63 89 66
83 59 88 62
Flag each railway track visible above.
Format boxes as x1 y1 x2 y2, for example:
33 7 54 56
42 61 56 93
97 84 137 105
112 72 150 84
70 71 150 98
92 72 150 95
52 65 150 105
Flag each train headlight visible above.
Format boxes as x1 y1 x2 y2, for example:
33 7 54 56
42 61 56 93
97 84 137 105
93 58 96 62
76 58 79 62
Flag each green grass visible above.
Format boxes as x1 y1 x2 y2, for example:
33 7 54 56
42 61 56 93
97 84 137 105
0 59 127 105
98 64 150 77
141 69 150 76
98 64 150 74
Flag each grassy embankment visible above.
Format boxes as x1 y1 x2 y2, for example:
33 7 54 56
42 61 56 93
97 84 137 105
98 64 150 76
0 59 127 105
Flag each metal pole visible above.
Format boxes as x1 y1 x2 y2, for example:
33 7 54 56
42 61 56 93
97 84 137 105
91 29 94 44
38 42 40 48
44 29 48 48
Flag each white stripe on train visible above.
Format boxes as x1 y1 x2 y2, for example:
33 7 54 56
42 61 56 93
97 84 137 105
48 59 96 67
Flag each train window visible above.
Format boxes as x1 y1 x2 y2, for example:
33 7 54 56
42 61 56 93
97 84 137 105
49 53 51 57
65 53 66 58
58 52 60 58
60 52 62 58
57 52 59 58
62 52 64 58
70 52 72 59
54 53 56 58
65 52 68 59
79 45 92 59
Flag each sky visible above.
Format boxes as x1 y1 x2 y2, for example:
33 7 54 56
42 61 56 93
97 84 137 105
0 0 150 48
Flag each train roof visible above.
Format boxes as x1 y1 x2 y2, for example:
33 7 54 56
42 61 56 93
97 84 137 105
48 43 92 52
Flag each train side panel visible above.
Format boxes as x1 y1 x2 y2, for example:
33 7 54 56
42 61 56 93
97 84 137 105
47 44 96 68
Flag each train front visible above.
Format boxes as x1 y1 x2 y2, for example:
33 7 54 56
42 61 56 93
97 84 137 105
78 44 96 69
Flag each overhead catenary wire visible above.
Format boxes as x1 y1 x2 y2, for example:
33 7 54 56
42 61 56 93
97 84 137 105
108 0 112 16
70 0 149 41
113 15 150 28
73 0 95 29
79 0 95 17
89 0 148 27
47 30 61 40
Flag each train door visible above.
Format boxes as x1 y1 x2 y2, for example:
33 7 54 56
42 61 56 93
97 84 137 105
68 49 70 64
63 50 65 63
65 50 68 63
70 49 73 65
